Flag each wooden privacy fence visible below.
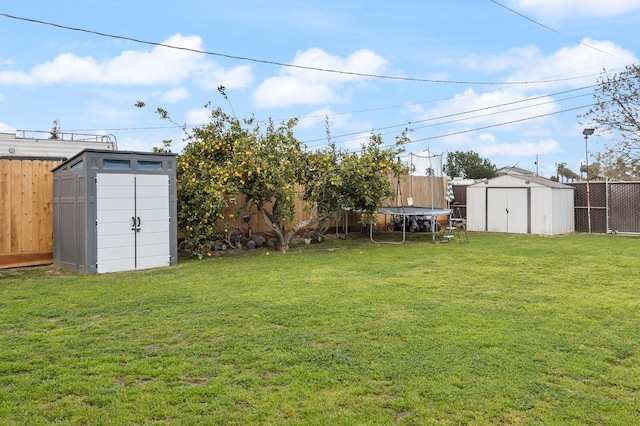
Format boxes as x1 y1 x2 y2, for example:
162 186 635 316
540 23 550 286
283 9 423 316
221 175 449 234
1 165 447 269
0 159 61 268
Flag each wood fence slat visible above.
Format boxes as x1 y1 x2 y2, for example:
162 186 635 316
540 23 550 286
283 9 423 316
32 160 42 251
21 160 33 252
0 160 10 253
41 162 56 250
10 160 22 253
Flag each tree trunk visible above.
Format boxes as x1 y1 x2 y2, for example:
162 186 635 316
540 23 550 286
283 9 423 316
257 203 319 253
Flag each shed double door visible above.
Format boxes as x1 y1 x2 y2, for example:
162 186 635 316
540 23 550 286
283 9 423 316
486 188 529 233
96 174 170 273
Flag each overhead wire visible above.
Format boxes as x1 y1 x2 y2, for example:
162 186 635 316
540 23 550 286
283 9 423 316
488 0 616 57
303 85 597 147
0 10 622 153
388 103 597 148
65 84 597 139
0 11 609 86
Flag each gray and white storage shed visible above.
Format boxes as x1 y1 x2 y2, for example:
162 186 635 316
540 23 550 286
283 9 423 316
53 149 178 274
466 175 574 235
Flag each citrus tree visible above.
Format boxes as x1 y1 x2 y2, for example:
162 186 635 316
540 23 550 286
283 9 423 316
230 118 317 252
301 143 345 241
339 133 408 222
176 108 249 257
139 100 411 255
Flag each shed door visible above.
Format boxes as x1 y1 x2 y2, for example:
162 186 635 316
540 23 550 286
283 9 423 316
96 174 170 273
96 174 136 273
135 174 170 270
487 188 529 233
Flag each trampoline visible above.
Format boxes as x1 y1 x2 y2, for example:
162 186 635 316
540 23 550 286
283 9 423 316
373 206 452 244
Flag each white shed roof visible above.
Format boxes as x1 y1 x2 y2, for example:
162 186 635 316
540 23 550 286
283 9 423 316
469 174 573 189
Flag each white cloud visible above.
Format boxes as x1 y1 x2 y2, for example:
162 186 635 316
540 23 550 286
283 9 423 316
417 88 558 130
184 107 211 126
465 39 636 90
507 0 640 18
0 58 15 67
86 102 139 125
0 122 15 132
415 38 638 155
464 45 542 73
296 108 334 130
193 63 253 90
503 39 637 88
0 34 254 90
161 87 190 103
253 48 388 108
476 137 562 157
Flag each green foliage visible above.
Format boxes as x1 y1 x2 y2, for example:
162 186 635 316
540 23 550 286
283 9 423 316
583 65 640 179
177 108 248 258
595 150 640 180
555 162 581 182
302 143 344 238
138 100 410 254
579 161 602 180
340 133 407 222
445 150 498 179
230 118 307 251
152 139 173 153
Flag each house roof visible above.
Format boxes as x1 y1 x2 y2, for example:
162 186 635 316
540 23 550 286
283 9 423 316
497 166 535 176
0 131 116 160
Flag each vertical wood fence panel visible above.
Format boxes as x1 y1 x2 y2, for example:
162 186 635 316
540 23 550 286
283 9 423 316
0 159 60 268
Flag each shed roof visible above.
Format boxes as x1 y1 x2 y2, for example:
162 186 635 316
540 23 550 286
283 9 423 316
469 174 573 189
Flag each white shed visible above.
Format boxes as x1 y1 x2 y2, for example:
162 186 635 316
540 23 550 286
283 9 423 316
467 175 574 235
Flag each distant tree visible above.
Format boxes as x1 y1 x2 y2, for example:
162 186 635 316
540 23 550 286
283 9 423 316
582 65 640 180
556 162 580 182
579 161 603 181
445 150 497 179
152 139 173 153
594 152 639 180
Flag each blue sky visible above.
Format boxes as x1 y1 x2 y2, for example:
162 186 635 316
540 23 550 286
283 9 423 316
1 1 639 177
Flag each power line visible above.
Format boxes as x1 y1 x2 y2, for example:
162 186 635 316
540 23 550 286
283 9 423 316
391 103 597 147
0 12 605 86
62 83 597 136
304 85 596 145
65 85 596 150
488 0 615 57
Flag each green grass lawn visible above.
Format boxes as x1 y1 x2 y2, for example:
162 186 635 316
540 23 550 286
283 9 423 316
1 232 639 425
